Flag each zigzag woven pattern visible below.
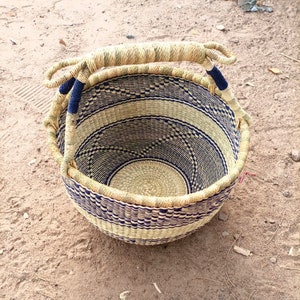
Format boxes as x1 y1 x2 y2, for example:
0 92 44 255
57 74 240 194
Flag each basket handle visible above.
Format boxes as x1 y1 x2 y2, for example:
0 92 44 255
44 41 251 177
44 41 236 88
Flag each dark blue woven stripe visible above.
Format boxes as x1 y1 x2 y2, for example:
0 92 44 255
206 66 228 91
59 77 75 94
63 177 234 231
68 79 85 114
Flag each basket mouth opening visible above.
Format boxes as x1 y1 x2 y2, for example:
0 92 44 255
51 67 249 206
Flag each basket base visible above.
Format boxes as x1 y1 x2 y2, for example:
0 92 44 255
108 159 189 197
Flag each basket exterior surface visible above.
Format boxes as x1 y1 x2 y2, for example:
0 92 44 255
63 177 234 245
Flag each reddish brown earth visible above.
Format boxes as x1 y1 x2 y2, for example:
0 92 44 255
0 1 299 299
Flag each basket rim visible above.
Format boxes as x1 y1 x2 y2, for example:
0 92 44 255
46 64 250 208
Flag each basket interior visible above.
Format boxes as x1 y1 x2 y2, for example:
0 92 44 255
57 74 240 197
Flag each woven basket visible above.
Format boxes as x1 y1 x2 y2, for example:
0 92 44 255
44 42 250 245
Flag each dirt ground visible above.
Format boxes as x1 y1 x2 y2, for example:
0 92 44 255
0 0 299 299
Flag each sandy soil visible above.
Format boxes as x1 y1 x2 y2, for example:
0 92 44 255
0 0 299 299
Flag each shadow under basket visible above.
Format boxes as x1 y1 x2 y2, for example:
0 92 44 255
44 42 250 245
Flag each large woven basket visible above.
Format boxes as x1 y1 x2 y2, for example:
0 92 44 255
44 42 250 245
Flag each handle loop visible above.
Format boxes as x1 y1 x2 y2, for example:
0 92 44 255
44 41 250 177
43 41 236 88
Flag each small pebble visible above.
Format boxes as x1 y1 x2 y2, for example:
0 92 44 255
291 149 300 162
9 38 17 45
230 37 239 44
218 210 229 221
59 38 67 47
126 34 135 39
268 219 276 224
233 233 240 240
270 257 277 263
282 190 292 198
216 24 226 31
28 159 36 166
222 231 229 237
23 212 29 219
120 291 131 300
0 249 4 255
